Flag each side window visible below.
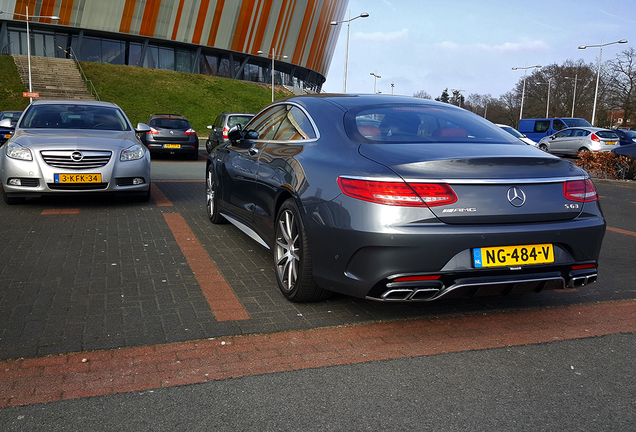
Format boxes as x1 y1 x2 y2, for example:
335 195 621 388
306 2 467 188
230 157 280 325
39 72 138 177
249 105 287 140
214 115 223 129
553 119 566 131
534 121 550 133
273 106 316 141
555 130 573 138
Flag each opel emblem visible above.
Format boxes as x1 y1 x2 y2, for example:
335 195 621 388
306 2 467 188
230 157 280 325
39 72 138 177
169 130 174 135
507 186 526 207
71 151 83 162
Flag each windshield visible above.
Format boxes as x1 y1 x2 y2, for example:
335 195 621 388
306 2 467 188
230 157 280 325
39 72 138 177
345 105 518 144
500 126 524 139
20 105 130 131
565 118 592 127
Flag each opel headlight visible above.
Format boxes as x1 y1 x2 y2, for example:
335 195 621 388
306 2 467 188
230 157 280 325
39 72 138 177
121 144 144 161
6 142 33 161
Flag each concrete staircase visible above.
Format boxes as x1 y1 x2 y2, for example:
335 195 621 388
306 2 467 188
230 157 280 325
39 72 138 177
12 55 96 100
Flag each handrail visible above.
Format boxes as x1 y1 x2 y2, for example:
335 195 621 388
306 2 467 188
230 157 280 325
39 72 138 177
58 46 100 101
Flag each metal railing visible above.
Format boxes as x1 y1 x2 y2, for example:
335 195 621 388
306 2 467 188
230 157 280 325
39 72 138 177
59 46 100 101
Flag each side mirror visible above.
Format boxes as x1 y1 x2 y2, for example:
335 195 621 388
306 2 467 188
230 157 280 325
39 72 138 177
227 123 243 141
207 125 213 130
135 123 151 133
0 118 14 128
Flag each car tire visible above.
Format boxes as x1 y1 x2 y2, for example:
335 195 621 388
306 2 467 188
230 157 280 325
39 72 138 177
206 140 212 153
578 147 589 155
206 165 226 224
539 143 548 152
2 189 24 205
274 199 332 302
136 182 152 202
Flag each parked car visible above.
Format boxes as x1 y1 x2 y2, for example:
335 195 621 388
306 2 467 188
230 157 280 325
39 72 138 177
0 100 151 204
611 128 636 146
206 94 605 303
613 143 636 179
496 124 537 146
537 127 620 156
518 118 591 142
0 110 22 145
206 112 254 153
141 114 199 160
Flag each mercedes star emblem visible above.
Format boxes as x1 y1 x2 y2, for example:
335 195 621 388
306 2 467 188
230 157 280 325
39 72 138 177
507 186 526 207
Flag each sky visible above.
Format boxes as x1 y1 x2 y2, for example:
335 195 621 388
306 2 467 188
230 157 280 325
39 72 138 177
322 0 636 99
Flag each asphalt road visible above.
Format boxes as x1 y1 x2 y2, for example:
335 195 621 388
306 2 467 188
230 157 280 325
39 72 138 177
0 156 635 430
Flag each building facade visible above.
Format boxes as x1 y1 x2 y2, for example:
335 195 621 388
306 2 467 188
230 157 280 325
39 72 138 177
0 0 348 92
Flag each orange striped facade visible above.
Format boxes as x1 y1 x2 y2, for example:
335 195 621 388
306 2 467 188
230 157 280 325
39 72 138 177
5 0 348 77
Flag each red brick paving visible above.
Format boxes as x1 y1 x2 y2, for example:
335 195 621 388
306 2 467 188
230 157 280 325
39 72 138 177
163 212 250 321
1 299 635 408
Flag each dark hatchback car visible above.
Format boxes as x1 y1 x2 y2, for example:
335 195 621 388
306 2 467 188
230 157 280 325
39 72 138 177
206 94 606 303
205 112 254 153
140 114 199 160
0 110 22 145
612 128 636 146
613 143 636 179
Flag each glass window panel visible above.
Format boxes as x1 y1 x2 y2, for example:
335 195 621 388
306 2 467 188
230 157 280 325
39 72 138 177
143 45 158 69
80 36 101 62
159 47 174 70
102 39 124 64
128 42 142 67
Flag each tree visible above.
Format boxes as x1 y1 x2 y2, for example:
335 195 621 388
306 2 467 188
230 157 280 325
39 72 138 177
450 89 465 107
435 88 450 103
605 48 636 128
413 90 432 99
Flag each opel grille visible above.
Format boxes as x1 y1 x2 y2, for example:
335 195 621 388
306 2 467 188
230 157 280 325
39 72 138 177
41 150 112 169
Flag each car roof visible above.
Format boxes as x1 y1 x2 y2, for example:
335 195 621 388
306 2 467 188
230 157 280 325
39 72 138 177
148 114 186 119
29 99 121 109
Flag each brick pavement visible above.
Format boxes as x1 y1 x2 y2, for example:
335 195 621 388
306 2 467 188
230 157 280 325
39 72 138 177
1 299 635 408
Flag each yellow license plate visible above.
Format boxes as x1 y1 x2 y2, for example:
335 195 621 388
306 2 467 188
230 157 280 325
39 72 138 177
606 141 616 145
473 244 554 268
55 173 102 183
164 144 181 148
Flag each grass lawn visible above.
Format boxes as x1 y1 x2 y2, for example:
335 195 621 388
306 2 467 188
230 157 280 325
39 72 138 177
0 56 289 134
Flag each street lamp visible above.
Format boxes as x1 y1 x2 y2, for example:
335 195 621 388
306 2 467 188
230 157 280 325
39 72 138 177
370 72 381 93
330 11 369 93
537 78 553 118
0 7 61 103
257 48 288 102
579 38 628 126
512 64 541 120
564 74 578 117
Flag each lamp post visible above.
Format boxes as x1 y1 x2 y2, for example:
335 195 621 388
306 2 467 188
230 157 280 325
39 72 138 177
330 11 369 93
0 7 61 103
564 74 578 117
537 78 553 118
370 72 381 93
257 48 288 102
578 38 628 126
512 64 541 120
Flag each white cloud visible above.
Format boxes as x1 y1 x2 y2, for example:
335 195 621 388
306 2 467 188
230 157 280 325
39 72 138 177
437 40 549 54
353 28 409 43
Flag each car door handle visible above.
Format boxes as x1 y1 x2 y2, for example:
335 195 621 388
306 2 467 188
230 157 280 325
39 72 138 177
248 147 259 156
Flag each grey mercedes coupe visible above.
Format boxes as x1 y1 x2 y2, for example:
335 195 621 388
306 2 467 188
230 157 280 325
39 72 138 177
206 94 606 302
0 100 151 204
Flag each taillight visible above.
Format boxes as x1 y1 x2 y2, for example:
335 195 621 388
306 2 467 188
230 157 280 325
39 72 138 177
147 127 159 135
393 275 440 282
184 128 196 135
590 133 600 142
222 126 229 139
337 178 457 207
564 179 598 202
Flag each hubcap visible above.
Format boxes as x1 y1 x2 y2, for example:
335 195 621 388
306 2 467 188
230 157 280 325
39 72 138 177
207 170 215 216
275 209 300 292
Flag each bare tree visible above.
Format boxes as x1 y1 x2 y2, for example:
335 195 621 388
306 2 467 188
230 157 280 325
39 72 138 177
605 48 636 128
413 90 432 99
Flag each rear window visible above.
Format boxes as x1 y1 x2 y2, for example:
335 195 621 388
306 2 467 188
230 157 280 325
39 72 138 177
345 105 518 144
228 115 253 128
597 131 619 139
150 118 190 129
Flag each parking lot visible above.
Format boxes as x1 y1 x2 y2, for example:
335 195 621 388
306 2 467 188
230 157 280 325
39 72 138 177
1 153 635 361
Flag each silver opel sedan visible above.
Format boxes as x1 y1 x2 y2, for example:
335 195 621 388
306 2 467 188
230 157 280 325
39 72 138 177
0 100 151 204
206 94 606 303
